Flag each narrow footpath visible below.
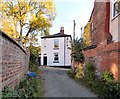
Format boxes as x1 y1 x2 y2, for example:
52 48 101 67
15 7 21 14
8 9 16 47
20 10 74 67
40 66 97 97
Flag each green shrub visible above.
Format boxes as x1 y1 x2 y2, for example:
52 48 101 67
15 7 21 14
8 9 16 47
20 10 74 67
84 60 96 81
2 86 14 97
28 45 40 72
100 71 114 83
72 53 84 63
2 72 43 98
68 62 120 98
29 61 38 72
100 71 119 98
67 70 76 78
71 38 84 63
102 81 120 99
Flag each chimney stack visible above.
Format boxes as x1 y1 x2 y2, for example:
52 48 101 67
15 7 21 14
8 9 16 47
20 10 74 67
60 27 64 34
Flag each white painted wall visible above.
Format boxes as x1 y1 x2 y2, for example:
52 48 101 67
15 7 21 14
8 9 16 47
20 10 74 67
41 36 71 66
110 0 120 42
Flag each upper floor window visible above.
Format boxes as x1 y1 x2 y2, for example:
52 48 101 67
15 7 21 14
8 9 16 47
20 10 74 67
54 39 59 49
113 0 120 17
90 22 94 32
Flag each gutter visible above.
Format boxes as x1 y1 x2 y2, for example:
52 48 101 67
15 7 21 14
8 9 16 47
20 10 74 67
64 37 65 66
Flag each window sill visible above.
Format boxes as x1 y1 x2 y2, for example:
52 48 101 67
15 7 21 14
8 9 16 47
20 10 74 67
53 48 59 50
53 61 59 63
111 13 120 21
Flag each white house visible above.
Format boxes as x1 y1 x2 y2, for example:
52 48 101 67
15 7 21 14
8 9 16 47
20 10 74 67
41 27 72 66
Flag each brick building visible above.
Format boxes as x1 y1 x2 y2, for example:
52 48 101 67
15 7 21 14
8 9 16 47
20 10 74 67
83 0 120 80
89 1 112 46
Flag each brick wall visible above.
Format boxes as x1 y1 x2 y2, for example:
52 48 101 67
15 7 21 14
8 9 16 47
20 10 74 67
83 42 120 80
90 1 112 46
0 30 30 90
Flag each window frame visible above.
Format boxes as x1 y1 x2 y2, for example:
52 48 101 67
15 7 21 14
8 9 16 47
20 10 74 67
112 0 120 18
54 39 59 49
53 53 59 63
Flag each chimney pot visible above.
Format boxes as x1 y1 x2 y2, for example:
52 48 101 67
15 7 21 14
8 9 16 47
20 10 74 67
60 27 64 34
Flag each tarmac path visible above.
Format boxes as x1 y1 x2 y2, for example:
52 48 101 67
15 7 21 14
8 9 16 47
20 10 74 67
40 66 97 97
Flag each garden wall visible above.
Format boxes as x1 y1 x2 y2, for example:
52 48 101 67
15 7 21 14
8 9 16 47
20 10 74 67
83 42 120 80
0 30 30 90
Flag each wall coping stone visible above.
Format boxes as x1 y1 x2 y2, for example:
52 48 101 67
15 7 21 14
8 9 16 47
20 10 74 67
0 30 26 54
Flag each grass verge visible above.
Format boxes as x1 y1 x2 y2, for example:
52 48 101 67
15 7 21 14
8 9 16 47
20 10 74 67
2 68 44 98
67 70 120 99
67 70 103 97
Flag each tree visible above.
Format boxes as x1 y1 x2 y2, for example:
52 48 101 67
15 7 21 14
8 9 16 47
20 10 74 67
29 34 38 46
0 17 19 38
0 0 56 46
71 38 84 62
29 45 41 71
0 1 18 38
83 22 90 47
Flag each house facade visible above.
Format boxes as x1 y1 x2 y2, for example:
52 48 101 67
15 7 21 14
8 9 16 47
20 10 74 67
41 27 72 66
83 0 120 80
89 1 112 46
110 0 120 42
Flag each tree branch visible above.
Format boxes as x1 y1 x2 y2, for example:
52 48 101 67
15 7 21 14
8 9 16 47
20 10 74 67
26 27 32 37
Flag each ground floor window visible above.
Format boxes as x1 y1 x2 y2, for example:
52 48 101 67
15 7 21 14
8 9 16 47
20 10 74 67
53 53 59 63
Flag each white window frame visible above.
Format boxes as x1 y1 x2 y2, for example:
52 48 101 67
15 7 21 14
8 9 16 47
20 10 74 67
112 0 120 18
54 39 59 49
53 53 59 63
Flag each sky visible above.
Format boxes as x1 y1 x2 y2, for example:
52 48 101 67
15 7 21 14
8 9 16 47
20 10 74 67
49 0 95 39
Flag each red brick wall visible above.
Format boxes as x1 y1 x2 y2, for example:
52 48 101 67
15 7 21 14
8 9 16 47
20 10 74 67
83 42 120 80
0 31 30 90
90 1 112 46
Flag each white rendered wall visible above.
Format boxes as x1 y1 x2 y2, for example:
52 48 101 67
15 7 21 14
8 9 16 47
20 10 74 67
41 37 71 66
110 0 120 42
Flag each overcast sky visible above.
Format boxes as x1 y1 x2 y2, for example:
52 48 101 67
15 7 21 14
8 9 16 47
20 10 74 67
49 0 94 39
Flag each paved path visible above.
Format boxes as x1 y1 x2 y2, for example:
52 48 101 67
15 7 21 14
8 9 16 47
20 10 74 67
40 66 97 97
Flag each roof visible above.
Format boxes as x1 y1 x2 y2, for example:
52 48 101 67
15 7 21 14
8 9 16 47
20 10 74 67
41 33 71 39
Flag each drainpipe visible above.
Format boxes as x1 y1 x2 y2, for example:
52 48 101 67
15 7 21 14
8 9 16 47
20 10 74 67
64 37 65 66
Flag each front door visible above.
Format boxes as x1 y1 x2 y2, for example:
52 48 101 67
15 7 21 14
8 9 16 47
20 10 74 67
38 57 41 66
43 56 47 66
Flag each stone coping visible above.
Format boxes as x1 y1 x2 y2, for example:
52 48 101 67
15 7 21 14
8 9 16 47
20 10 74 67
0 30 26 54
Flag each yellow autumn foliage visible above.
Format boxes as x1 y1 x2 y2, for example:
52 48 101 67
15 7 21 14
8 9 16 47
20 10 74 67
75 63 84 79
0 0 56 46
83 22 91 47
0 17 19 38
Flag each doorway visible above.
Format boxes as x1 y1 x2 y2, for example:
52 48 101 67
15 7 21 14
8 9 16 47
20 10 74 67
43 56 47 66
38 57 41 66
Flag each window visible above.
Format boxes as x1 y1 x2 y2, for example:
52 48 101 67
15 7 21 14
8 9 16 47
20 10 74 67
113 1 120 17
54 39 59 49
53 53 59 63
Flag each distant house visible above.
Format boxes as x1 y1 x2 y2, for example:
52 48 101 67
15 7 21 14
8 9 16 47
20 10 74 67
41 27 72 67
